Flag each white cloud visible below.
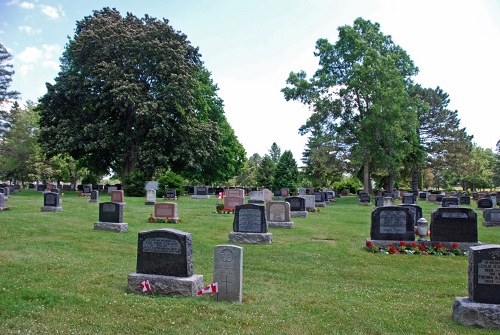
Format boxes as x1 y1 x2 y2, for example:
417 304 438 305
42 60 59 70
18 46 42 63
20 2 35 9
42 44 61 59
40 5 64 20
18 25 41 35
19 64 34 76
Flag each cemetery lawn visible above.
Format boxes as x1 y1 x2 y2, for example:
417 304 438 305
1 191 499 335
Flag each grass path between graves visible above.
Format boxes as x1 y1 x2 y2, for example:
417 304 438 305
0 190 499 335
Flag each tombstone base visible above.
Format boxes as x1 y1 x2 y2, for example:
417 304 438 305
94 222 128 233
483 222 500 227
453 297 500 329
247 200 265 204
228 232 272 245
192 195 210 199
41 206 62 212
128 273 203 297
145 201 156 205
366 238 483 251
268 221 294 228
315 202 326 207
290 211 308 218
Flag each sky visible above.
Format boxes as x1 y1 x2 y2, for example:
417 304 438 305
1 0 499 164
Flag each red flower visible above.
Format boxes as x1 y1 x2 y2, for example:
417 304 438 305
436 243 443 249
419 245 425 251
452 243 459 249
366 241 373 247
388 243 393 247
399 241 406 247
389 247 396 254
410 242 417 247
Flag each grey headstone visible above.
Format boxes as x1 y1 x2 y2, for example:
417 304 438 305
286 196 306 212
402 195 415 204
89 190 99 203
430 208 477 242
248 191 265 204
468 245 500 304
144 181 159 190
442 197 459 207
136 228 193 277
213 245 243 303
370 206 415 241
146 189 156 203
233 204 267 233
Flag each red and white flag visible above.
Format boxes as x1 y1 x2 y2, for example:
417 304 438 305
140 280 151 292
218 192 224 199
197 282 218 295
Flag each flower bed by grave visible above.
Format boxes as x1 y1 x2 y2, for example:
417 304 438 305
0 206 11 211
365 240 468 256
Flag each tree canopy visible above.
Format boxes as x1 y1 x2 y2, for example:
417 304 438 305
37 8 243 184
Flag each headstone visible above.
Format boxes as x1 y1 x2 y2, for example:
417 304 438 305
490 195 497 208
111 190 126 206
419 192 428 200
266 202 294 228
262 188 273 202
430 208 477 242
402 195 415 205
460 196 471 205
298 188 306 196
154 202 180 223
229 204 272 244
398 204 422 224
36 184 45 192
383 197 395 207
442 197 459 208
165 189 177 199
94 202 127 232
41 192 62 212
82 184 92 194
286 196 307 218
248 190 265 204
453 244 500 329
145 189 156 205
472 192 479 201
436 194 444 203
375 196 384 207
225 189 245 198
192 186 210 199
427 194 438 202
213 245 243 303
107 186 117 194
314 192 326 207
128 228 203 297
144 181 159 191
325 191 335 202
392 190 401 199
370 206 415 241
0 194 5 208
224 196 245 210
478 198 493 210
89 190 99 203
281 188 290 197
359 194 371 204
483 209 500 227
301 195 316 212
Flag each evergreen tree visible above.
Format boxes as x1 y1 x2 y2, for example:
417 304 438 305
272 150 300 194
255 155 275 189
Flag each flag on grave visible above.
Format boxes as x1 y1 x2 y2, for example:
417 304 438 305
140 280 151 292
197 282 218 295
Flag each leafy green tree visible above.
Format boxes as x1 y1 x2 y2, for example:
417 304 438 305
460 145 495 191
37 8 229 185
0 43 19 139
268 142 281 164
235 154 261 187
282 18 419 193
255 155 275 189
493 140 500 188
272 150 300 194
157 170 185 197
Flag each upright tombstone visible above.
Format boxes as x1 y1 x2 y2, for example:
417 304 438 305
374 196 384 207
165 189 177 200
483 209 500 227
427 194 438 202
88 190 99 203
430 208 477 242
225 188 245 198
383 197 395 207
262 188 273 202
107 185 118 194
436 194 444 203
0 193 6 208
229 204 272 244
213 245 243 303
419 192 428 200
453 245 500 329
128 228 203 297
266 202 294 228
94 202 128 232
298 188 307 196
370 206 415 241
398 204 422 225
402 194 415 205
442 197 459 208
325 191 335 203
82 184 92 194
301 195 316 212
154 202 180 223
359 193 371 204
478 198 493 210
145 189 156 206
247 190 265 204
460 196 471 205
110 190 126 206
41 192 62 212
286 196 308 218
314 192 326 207
192 186 210 199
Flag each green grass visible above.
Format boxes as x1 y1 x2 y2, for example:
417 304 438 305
1 190 499 334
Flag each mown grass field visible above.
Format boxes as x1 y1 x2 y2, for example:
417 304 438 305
0 190 499 335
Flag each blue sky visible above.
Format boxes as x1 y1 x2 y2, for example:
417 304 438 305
1 0 499 163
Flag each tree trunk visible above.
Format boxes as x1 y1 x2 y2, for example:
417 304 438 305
363 158 370 193
387 173 394 193
411 167 419 192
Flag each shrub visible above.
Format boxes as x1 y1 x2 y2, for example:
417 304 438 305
158 171 185 197
123 171 146 197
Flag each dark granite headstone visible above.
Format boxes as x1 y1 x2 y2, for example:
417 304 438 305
98 202 123 223
273 190 282 197
398 204 422 224
375 196 384 207
442 197 459 207
430 208 477 242
165 189 177 198
483 209 500 223
285 196 306 212
195 186 208 195
436 195 444 203
325 191 335 201
90 190 99 202
468 245 500 304
83 185 92 193
359 194 371 203
36 184 45 192
419 192 427 199
43 192 59 207
460 196 471 205
472 192 479 201
370 206 415 240
233 204 267 233
314 192 325 203
402 195 415 205
136 228 193 277
477 198 493 209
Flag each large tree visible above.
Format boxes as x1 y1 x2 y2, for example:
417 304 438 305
37 8 236 184
0 43 19 140
282 18 419 193
255 154 275 189
272 150 300 194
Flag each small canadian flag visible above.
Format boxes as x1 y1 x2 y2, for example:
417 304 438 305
197 282 218 295
218 192 224 199
140 280 151 292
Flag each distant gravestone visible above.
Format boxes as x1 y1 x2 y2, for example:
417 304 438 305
383 197 395 207
154 202 180 223
224 196 245 210
453 244 500 329
144 181 159 191
128 228 203 297
460 196 471 205
165 189 177 199
402 195 415 205
298 188 306 196
192 186 210 199
107 186 117 194
286 196 307 218
325 191 335 202
262 188 273 202
370 206 415 241
248 190 265 204
94 202 127 232
427 194 438 202
375 196 384 207
111 190 126 206
398 204 422 225
82 184 92 194
483 209 500 227
419 192 428 200
41 192 62 212
314 192 326 207
442 197 460 207
0 194 5 208
478 198 493 210
359 194 371 204
145 189 156 206
301 195 316 212
213 245 243 303
430 208 477 242
229 204 271 244
225 189 245 198
266 202 294 228
436 195 444 203
89 190 99 203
